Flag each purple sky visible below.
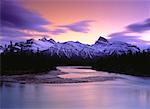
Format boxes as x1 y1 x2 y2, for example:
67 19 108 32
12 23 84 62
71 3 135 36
0 0 150 48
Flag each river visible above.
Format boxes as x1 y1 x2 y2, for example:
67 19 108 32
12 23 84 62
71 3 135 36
1 66 150 109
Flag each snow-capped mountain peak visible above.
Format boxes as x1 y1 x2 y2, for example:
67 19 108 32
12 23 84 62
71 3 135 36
95 36 109 44
1 36 145 59
9 38 56 52
39 37 56 44
92 37 140 55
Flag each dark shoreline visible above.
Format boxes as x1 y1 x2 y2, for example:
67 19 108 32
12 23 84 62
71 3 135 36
92 68 150 77
1 51 150 77
0 68 123 84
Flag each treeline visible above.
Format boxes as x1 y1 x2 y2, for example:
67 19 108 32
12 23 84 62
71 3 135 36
1 52 56 75
0 51 93 75
92 52 150 76
1 50 150 76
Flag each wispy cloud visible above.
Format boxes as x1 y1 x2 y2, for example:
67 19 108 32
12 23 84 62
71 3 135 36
109 18 150 49
50 29 66 35
58 20 94 33
109 32 150 43
0 27 30 38
126 18 150 32
0 0 50 38
0 0 94 40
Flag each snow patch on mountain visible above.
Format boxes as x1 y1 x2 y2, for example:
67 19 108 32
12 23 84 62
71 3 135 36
0 45 4 53
1 36 146 59
143 46 150 52
92 37 140 55
14 38 55 52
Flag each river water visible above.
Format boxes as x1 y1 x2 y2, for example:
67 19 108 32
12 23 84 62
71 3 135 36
1 66 150 109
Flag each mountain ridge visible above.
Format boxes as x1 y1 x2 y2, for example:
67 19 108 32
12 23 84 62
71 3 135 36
1 36 148 59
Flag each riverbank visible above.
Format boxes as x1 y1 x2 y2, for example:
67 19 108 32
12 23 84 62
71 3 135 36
0 66 122 84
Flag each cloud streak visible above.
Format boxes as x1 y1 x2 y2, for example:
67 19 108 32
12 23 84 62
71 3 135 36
109 32 150 43
109 18 150 49
0 27 31 38
58 20 94 33
126 18 150 32
0 0 50 38
50 29 66 35
0 0 94 40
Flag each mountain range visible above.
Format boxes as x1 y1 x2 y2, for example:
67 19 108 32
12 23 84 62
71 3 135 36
1 36 149 59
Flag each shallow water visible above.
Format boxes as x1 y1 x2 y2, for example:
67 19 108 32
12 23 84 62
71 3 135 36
1 66 150 109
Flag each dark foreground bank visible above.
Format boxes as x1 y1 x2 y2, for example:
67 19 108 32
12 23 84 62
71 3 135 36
92 52 150 77
0 51 93 75
1 51 150 76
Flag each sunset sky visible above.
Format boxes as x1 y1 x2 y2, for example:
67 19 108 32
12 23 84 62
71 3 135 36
0 0 150 47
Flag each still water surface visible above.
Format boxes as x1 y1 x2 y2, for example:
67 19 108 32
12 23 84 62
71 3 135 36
1 66 150 109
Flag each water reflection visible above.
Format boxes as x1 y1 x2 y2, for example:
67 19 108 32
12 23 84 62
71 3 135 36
57 66 113 79
1 66 150 109
1 82 150 109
